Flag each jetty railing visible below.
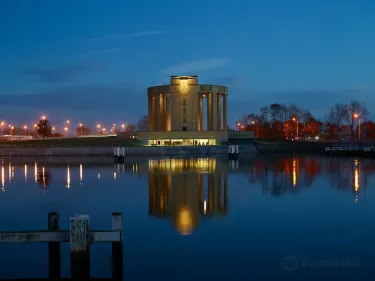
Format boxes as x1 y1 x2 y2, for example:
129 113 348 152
0 212 123 280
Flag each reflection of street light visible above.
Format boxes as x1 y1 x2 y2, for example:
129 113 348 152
354 113 360 140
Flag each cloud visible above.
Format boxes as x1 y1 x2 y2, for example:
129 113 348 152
85 48 122 56
21 62 100 83
102 30 181 39
161 58 228 75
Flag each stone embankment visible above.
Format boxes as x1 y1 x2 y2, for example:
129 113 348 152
0 145 258 157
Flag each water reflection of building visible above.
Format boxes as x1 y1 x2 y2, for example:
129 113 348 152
148 158 228 235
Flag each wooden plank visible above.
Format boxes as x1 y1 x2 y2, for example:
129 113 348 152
0 230 121 243
111 212 123 280
48 212 61 279
70 215 90 279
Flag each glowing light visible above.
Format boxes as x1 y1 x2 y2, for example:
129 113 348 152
204 200 207 214
177 206 193 235
114 172 117 180
66 166 71 189
41 116 46 120
353 113 359 118
292 158 297 188
24 165 27 183
42 167 46 187
1 165 5 192
8 163 11 183
97 173 101 179
34 163 38 183
79 164 83 182
354 160 360 193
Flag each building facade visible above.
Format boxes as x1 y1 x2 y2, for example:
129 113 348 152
147 75 228 132
136 75 255 145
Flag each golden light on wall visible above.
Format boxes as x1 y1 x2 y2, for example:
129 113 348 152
179 79 188 94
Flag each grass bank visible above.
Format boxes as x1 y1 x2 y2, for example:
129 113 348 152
0 136 143 147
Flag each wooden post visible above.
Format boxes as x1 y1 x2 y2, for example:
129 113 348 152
48 212 60 279
111 212 123 280
70 215 90 279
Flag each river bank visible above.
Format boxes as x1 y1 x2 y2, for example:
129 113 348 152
0 145 258 157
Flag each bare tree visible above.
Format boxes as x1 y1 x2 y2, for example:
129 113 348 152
260 106 270 123
327 103 348 137
136 115 148 131
346 100 368 139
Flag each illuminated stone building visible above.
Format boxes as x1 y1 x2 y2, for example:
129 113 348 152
137 75 254 145
148 158 228 235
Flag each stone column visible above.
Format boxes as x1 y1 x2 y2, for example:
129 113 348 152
165 97 171 131
207 93 213 131
223 94 228 130
217 94 222 130
148 95 154 131
198 96 203 131
159 94 164 131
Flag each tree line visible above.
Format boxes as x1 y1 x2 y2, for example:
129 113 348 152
236 100 374 140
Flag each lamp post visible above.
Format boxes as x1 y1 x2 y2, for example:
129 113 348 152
64 127 68 137
96 124 101 134
121 124 126 132
79 123 83 136
353 113 360 140
23 125 27 136
34 124 37 138
292 117 299 140
0 121 4 135
10 126 14 136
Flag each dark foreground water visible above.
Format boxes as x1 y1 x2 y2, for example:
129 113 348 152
0 155 374 281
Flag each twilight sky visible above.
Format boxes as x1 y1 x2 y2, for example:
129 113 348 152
1 0 374 130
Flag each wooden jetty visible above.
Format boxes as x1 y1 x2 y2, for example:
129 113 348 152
325 145 375 157
0 212 123 280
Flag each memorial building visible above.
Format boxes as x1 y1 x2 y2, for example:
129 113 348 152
137 75 253 145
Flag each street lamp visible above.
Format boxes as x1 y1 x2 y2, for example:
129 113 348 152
79 123 83 136
353 113 360 140
41 116 46 120
64 127 68 136
96 124 101 134
121 124 126 132
23 125 27 136
10 126 14 136
34 124 37 137
0 121 4 135
292 117 299 140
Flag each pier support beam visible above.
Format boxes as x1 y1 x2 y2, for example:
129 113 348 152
70 215 90 279
111 212 123 280
48 212 60 279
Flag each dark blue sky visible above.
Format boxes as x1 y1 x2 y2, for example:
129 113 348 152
1 0 374 129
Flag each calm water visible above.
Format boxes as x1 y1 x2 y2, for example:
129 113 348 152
0 155 374 281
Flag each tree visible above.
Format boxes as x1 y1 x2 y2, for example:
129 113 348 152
304 117 322 137
126 124 136 132
327 103 348 137
137 115 148 131
36 119 52 139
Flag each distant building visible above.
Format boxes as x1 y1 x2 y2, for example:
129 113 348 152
137 75 254 145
